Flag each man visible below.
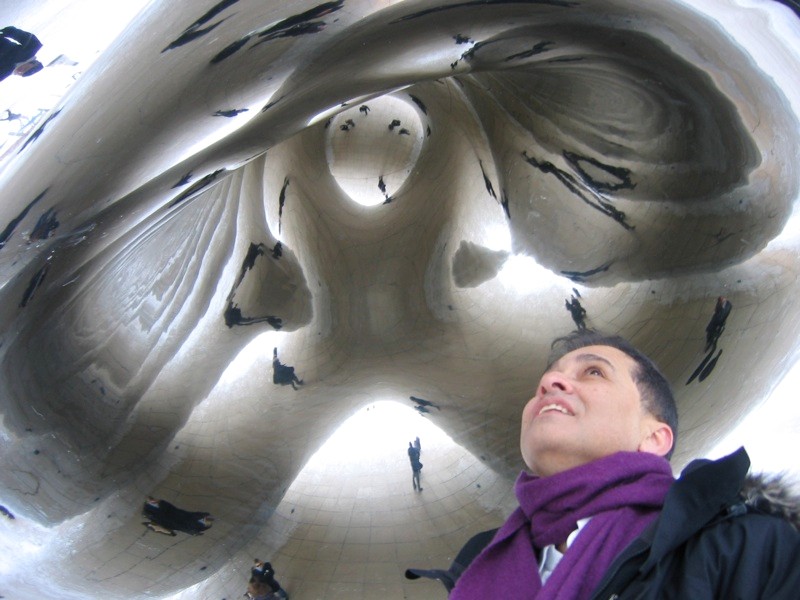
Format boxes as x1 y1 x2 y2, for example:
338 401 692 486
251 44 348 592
407 331 800 598
408 440 423 491
0 26 43 81
705 295 733 351
247 559 289 599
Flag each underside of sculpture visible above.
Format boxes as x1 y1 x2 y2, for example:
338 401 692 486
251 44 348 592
0 0 798 598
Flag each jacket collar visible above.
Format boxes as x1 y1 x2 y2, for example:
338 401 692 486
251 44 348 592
643 446 750 569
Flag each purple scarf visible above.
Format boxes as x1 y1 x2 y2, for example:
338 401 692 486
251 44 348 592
450 452 674 600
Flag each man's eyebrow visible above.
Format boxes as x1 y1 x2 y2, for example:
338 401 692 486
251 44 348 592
548 352 616 372
574 353 616 370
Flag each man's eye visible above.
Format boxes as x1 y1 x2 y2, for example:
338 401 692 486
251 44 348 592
586 367 603 376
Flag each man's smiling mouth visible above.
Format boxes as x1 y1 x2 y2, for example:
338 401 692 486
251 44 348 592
538 403 574 416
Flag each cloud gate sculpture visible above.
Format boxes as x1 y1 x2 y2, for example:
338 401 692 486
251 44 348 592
0 0 799 597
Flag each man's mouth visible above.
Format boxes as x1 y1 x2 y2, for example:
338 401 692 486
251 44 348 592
538 403 574 416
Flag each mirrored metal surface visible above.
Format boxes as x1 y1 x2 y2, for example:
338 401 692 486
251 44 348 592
0 0 799 597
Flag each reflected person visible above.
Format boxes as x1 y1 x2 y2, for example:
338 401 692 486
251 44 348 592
142 497 213 536
0 26 43 81
272 347 303 390
408 441 423 491
247 559 288 599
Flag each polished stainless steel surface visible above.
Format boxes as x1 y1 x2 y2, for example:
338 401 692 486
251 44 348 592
0 1 798 597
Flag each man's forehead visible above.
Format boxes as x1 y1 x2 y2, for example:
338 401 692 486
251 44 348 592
546 344 634 372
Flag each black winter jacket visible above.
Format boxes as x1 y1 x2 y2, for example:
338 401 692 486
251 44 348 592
0 26 42 80
591 447 800 599
407 448 800 599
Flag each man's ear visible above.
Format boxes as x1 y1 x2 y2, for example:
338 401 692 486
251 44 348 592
638 421 674 458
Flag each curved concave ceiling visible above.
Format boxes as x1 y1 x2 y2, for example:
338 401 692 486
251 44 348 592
0 0 798 598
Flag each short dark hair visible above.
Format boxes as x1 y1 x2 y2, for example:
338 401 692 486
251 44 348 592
548 330 678 459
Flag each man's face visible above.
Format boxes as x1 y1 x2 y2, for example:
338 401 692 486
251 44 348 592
520 344 664 476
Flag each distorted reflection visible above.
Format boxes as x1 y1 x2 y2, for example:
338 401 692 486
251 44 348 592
0 0 799 598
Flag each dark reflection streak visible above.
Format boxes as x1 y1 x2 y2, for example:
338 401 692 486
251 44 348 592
504 40 554 61
168 169 226 208
389 0 577 24
256 0 345 36
161 20 227 53
410 395 441 410
0 188 48 250
521 151 633 230
560 262 612 282
232 242 266 291
278 177 290 234
547 56 584 63
172 171 193 188
182 0 239 31
460 40 491 62
28 208 59 242
19 258 51 308
162 0 240 52
210 1 344 64
563 151 634 193
711 228 736 246
501 190 511 219
479 160 497 198
251 21 327 50
224 306 283 329
212 108 249 117
409 94 428 114
18 110 61 153
261 95 285 112
209 36 251 64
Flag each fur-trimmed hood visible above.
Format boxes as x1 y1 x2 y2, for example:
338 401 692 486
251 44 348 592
741 472 800 531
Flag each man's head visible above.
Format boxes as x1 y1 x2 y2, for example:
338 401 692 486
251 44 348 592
520 331 678 477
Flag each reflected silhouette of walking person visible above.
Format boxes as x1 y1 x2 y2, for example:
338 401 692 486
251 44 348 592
410 395 440 410
142 497 213 536
224 303 282 329
705 296 732 351
408 441 423 491
272 348 303 390
565 295 587 331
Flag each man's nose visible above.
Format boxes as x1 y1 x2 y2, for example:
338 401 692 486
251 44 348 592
539 370 572 394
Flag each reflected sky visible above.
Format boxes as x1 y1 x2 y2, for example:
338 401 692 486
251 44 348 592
303 400 456 474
